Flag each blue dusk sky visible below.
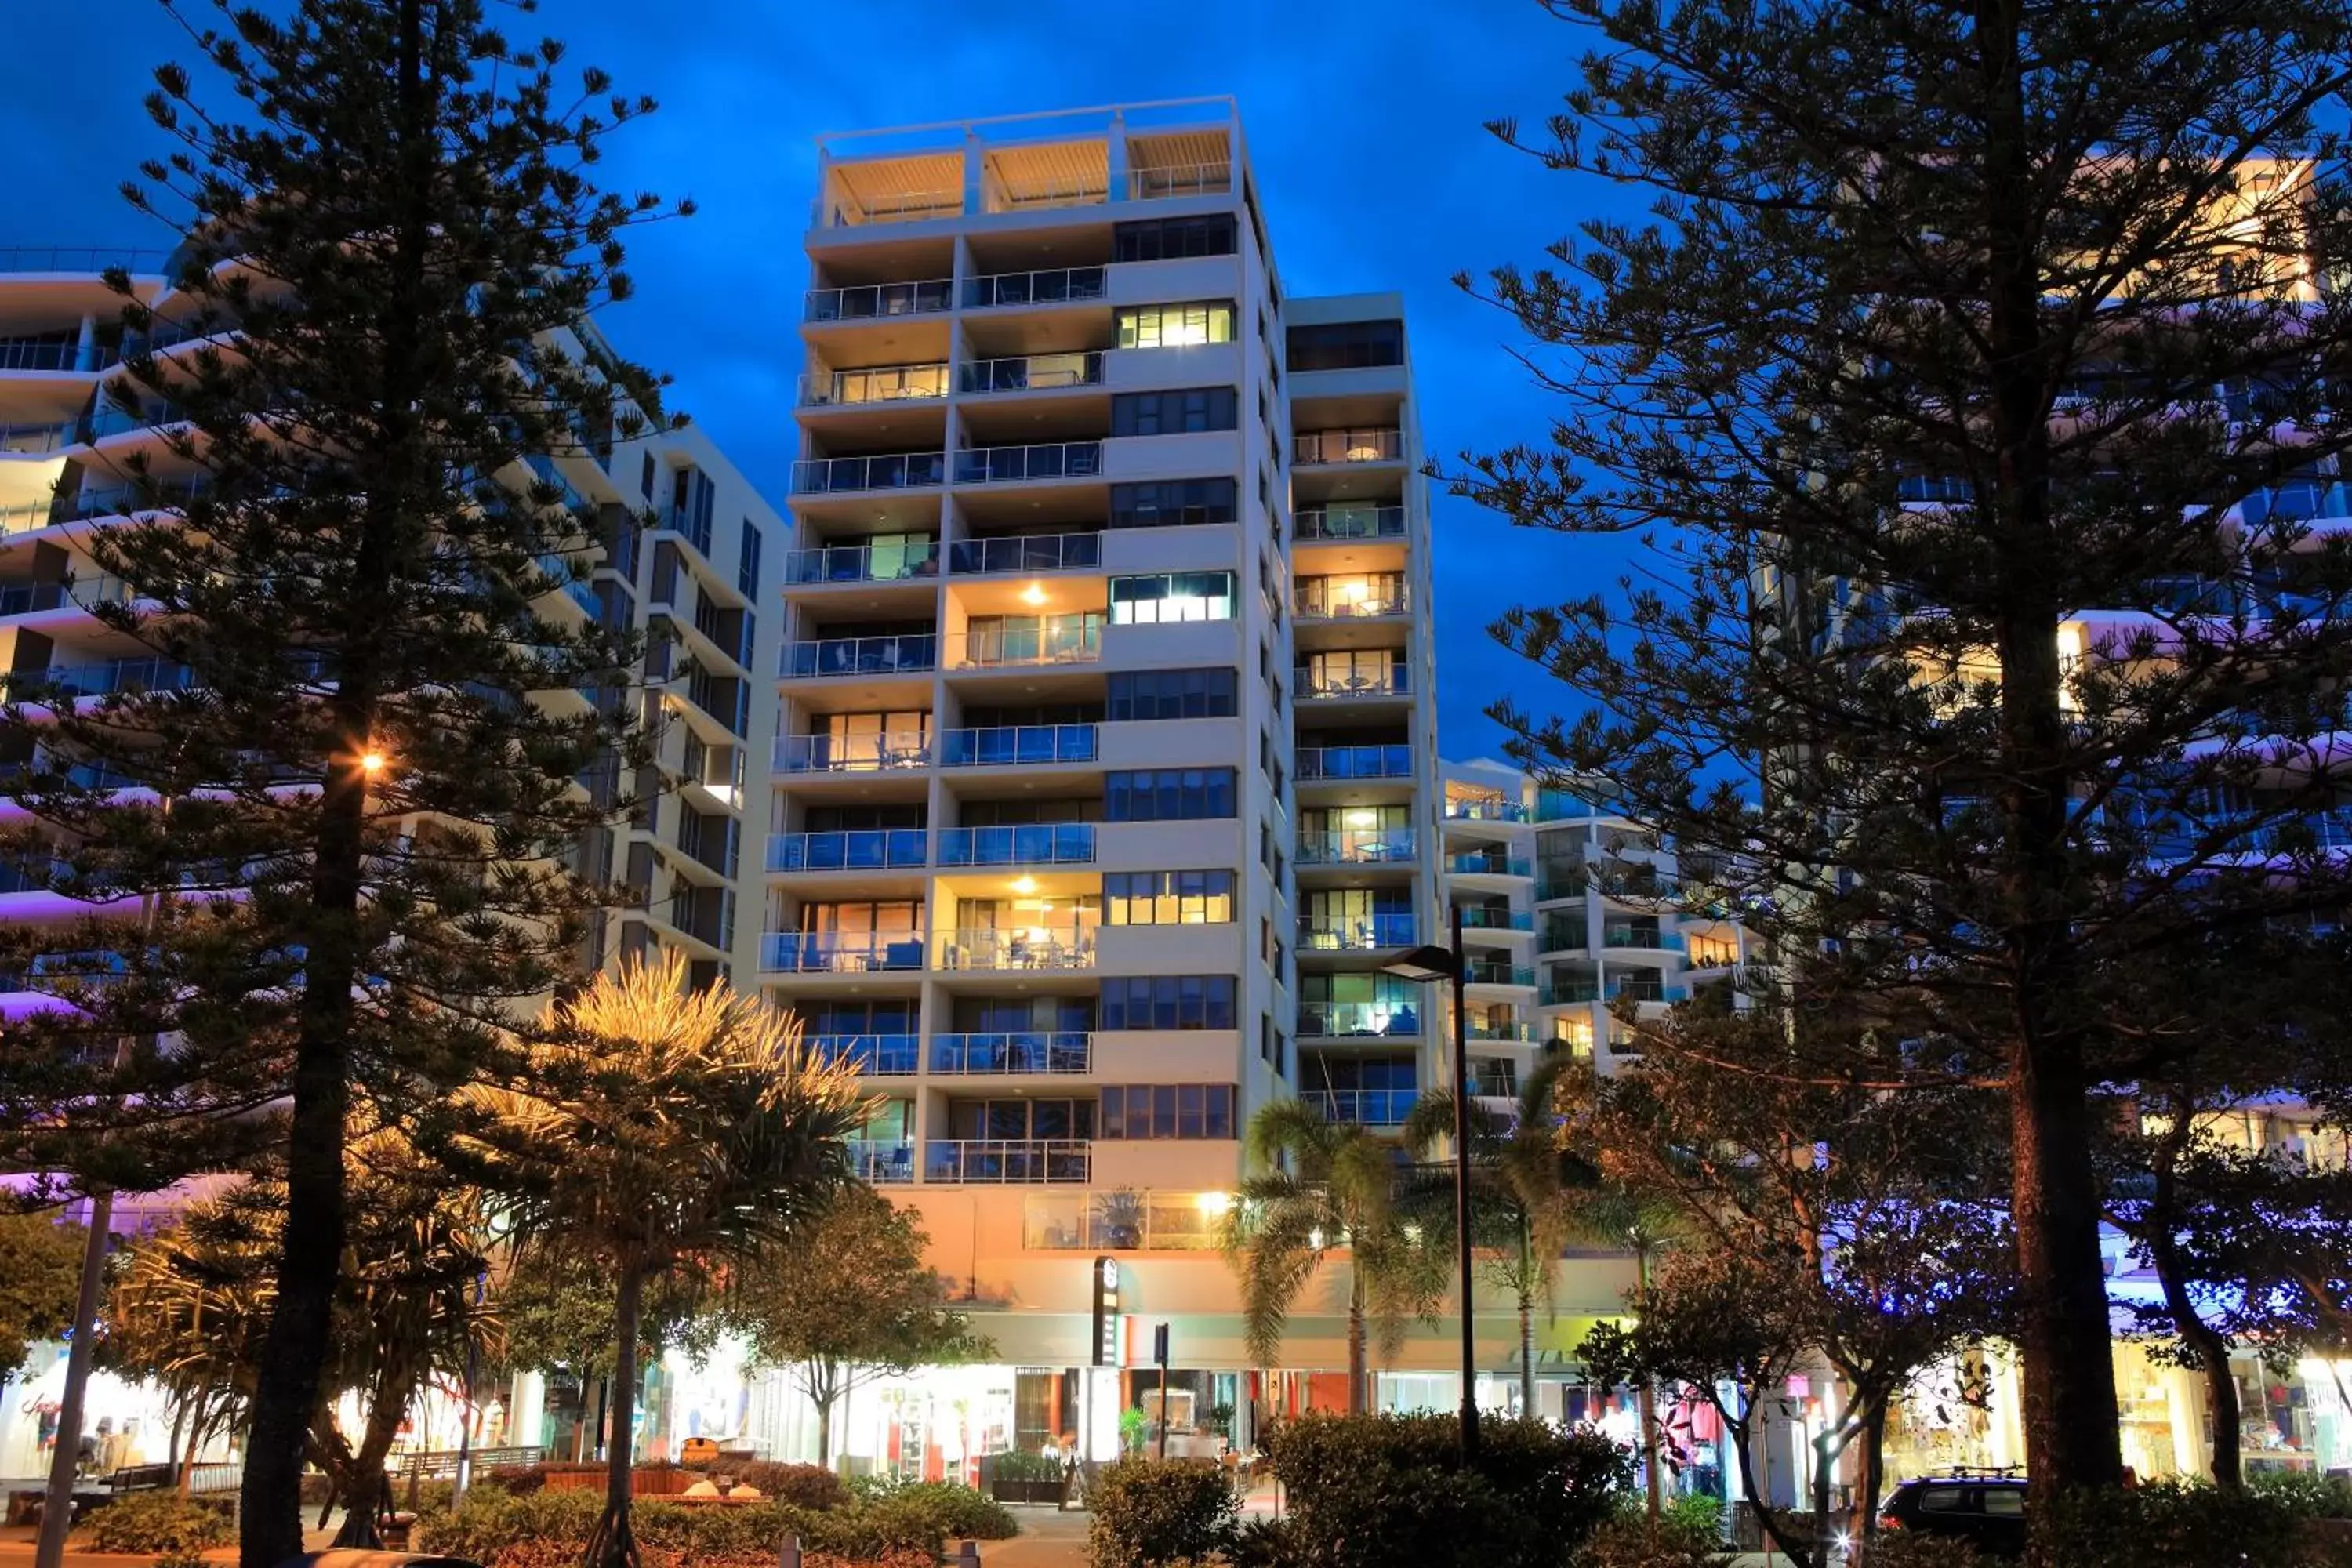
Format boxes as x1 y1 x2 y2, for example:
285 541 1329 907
0 0 1645 763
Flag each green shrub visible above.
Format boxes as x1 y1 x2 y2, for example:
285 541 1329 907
986 1450 1066 1483
1661 1493 1722 1537
1573 1516 1733 1568
2250 1470 2352 1521
728 1461 848 1512
2028 1480 2325 1568
1266 1414 1632 1568
1087 1458 1240 1568
1226 1517 1295 1568
1861 1533 1987 1568
485 1462 546 1496
862 1481 1018 1542
153 1552 210 1568
79 1494 237 1555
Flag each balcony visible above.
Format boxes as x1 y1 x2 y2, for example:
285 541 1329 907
1457 907 1534 932
945 619 1102 669
759 931 926 974
1129 162 1232 200
1296 506 1406 542
848 1139 916 1185
766 829 930 873
929 1032 1094 1075
774 731 933 773
1542 977 1690 1006
1466 1020 1539 1044
805 278 953 322
20 657 200 699
1297 664 1410 699
925 1139 1092 1185
946 532 1101 574
799 365 951 408
1465 961 1537 987
1294 428 1403 466
0 580 71 616
778 633 937 680
790 451 946 495
938 925 1095 971
1298 1002 1426 1040
1298 913 1417 952
1296 829 1417 866
783 540 939 586
0 246 168 274
938 724 1098 768
959 352 1105 394
1295 582 1410 619
1450 852 1533 879
1602 924 1686 953
0 421 72 458
937 823 1095 867
1298 745 1414 782
953 440 1103 485
1305 1088 1420 1128
0 339 102 374
808 1034 920 1076
964 266 1109 310
1444 799 1529 824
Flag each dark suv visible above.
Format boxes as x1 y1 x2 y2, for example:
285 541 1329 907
1878 1475 2029 1558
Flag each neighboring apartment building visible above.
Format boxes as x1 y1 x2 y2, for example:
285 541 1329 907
0 246 780 1475
750 99 1503 1472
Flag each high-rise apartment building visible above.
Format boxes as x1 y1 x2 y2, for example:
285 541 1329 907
759 100 1452 1466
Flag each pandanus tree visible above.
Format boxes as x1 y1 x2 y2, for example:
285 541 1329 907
1222 1099 1443 1414
449 953 866 1568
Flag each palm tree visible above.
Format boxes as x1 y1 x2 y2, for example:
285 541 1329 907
1402 1055 1588 1419
451 953 866 1568
1222 1098 1442 1414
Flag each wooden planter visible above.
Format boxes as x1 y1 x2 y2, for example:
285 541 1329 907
542 1468 693 1497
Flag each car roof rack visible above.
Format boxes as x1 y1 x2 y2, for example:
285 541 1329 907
1929 1465 2026 1479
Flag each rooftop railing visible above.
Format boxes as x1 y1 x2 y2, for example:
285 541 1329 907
944 619 1102 669
1296 829 1417 866
1294 428 1403 465
946 532 1100 575
778 632 937 680
929 1032 1094 1075
804 278 953 322
799 363 950 407
818 190 965 228
789 451 947 495
1304 1088 1419 1127
964 266 1109 310
782 540 939 585
759 930 926 974
1128 162 1233 200
937 822 1095 867
1296 505 1406 541
925 1139 1092 1185
766 828 930 873
953 440 1103 485
1298 745 1413 781
959 352 1105 394
938 925 1096 971
773 731 934 773
985 172 1109 213
938 724 1098 768
1298 913 1418 951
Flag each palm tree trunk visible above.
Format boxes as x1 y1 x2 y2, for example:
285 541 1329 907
331 1371 411 1548
586 1264 643 1568
1347 1276 1368 1416
1518 1219 1537 1418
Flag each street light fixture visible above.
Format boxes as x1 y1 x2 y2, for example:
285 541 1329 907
1382 903 1479 1465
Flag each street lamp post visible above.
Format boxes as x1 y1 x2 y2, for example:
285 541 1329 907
1382 904 1478 1466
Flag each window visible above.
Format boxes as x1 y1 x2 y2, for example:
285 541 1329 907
1261 1011 1276 1064
1105 768 1238 822
1105 869 1236 926
1116 302 1236 349
1112 387 1239 437
640 452 657 501
1107 668 1238 721
1284 319 1404 372
1099 1083 1237 1140
1109 570 1235 625
1113 215 1237 261
1110 477 1237 529
1101 975 1238 1031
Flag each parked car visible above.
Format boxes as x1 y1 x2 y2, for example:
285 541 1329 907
1878 1473 2029 1558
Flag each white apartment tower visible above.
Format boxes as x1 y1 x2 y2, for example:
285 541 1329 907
765 100 1447 1460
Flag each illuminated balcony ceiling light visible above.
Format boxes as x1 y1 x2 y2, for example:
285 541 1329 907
1011 876 1039 895
1021 583 1048 605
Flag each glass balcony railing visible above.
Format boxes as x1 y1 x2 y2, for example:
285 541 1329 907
816 188 964 228
1128 162 1232 200
0 246 168 274
778 633 937 680
804 278 953 322
964 266 1109 310
938 724 1098 768
1295 506 1406 541
1602 925 1686 953
1466 1020 1538 1044
929 1032 1094 1075
1450 853 1534 879
1542 977 1690 1006
790 452 946 495
782 541 939 585
925 1139 1092 1185
938 926 1096 971
1298 1002 1427 1039
1298 745 1413 781
0 579 71 616
1294 428 1403 465
67 477 212 521
1444 799 1530 823
800 364 950 407
946 532 1101 574
959 352 1105 394
0 339 102 374
808 1034 920 1076
759 931 926 973
937 823 1095 867
13 658 199 700
1297 664 1410 699
773 731 933 773
1296 829 1417 866
1304 1088 1419 1127
945 619 1102 668
0 421 73 456
1295 583 1410 619
765 829 929 873
1298 913 1417 951
848 1139 916 1184
953 440 1103 485
1465 961 1537 987
1457 906 1534 931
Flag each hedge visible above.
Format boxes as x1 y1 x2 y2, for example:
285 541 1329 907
1087 1458 1240 1568
78 1493 238 1555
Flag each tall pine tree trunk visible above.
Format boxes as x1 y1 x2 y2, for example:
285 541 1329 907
1974 0 2124 1502
2149 1163 2241 1487
587 1264 644 1568
331 1366 415 1549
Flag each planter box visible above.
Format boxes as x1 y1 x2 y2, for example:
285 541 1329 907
543 1468 692 1497
987 1478 1064 1505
